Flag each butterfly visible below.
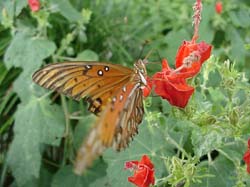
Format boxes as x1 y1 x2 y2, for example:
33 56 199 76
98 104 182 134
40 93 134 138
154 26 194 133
32 59 148 174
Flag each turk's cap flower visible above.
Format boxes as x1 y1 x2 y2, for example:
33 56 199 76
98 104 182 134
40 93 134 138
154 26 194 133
215 1 223 14
28 0 40 12
124 155 155 187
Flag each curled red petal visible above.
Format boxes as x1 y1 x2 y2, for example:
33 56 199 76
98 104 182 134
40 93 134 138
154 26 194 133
128 167 148 187
140 155 154 169
152 70 194 108
243 150 250 165
197 41 212 64
161 58 172 72
175 40 198 69
154 77 194 108
247 139 250 148
247 165 250 174
143 77 153 97
124 161 139 170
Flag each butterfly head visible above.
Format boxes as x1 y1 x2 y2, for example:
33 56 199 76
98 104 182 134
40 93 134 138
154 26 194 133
134 59 147 87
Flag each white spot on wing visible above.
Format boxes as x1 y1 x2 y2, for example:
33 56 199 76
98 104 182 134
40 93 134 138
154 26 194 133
86 65 92 69
119 94 123 101
98 70 103 76
104 66 109 72
122 86 126 92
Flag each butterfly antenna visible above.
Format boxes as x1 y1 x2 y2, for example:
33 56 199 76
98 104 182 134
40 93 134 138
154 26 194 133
156 49 163 61
138 40 151 60
144 48 154 61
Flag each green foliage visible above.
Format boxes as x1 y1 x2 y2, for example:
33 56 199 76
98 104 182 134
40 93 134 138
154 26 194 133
7 98 64 186
1 0 250 187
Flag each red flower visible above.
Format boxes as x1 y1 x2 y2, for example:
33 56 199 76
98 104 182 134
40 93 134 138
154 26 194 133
124 155 155 187
243 139 250 174
215 1 223 14
143 40 212 108
28 0 40 12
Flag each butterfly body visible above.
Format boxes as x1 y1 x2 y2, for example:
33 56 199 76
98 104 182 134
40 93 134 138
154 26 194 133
32 59 147 174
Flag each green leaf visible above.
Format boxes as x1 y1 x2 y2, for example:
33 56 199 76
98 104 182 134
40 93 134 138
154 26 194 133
229 10 250 28
207 87 227 106
191 127 223 157
12 71 35 103
4 32 56 70
89 176 111 187
76 50 99 61
199 4 214 43
206 69 222 88
226 26 246 66
51 161 107 187
190 155 236 187
4 32 56 103
49 0 82 22
73 115 95 149
0 0 27 19
0 62 8 85
0 1 15 24
218 139 245 163
15 0 27 16
7 97 65 186
10 164 55 187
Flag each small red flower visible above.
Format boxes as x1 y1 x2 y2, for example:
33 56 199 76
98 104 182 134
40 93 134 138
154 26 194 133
124 155 155 187
28 0 40 12
243 139 250 174
215 1 223 14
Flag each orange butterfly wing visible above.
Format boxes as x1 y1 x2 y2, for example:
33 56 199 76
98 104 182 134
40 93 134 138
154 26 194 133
32 62 134 115
32 60 147 174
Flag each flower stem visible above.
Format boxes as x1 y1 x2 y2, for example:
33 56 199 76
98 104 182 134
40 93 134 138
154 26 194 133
192 0 202 42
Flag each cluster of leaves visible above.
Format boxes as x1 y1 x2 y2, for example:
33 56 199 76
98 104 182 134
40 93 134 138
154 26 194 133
0 0 250 187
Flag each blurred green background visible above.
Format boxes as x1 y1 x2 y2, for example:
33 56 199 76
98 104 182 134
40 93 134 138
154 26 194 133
1 0 250 187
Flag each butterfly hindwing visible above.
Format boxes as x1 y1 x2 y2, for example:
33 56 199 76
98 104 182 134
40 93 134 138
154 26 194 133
74 82 144 174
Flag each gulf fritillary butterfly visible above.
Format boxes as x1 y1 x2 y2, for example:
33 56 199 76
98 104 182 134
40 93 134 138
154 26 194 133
32 59 147 174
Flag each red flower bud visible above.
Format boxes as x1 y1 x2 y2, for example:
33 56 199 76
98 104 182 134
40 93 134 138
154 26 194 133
215 1 223 14
28 0 40 12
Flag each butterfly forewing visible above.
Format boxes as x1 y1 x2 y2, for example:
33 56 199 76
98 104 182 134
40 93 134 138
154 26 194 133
32 62 134 115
